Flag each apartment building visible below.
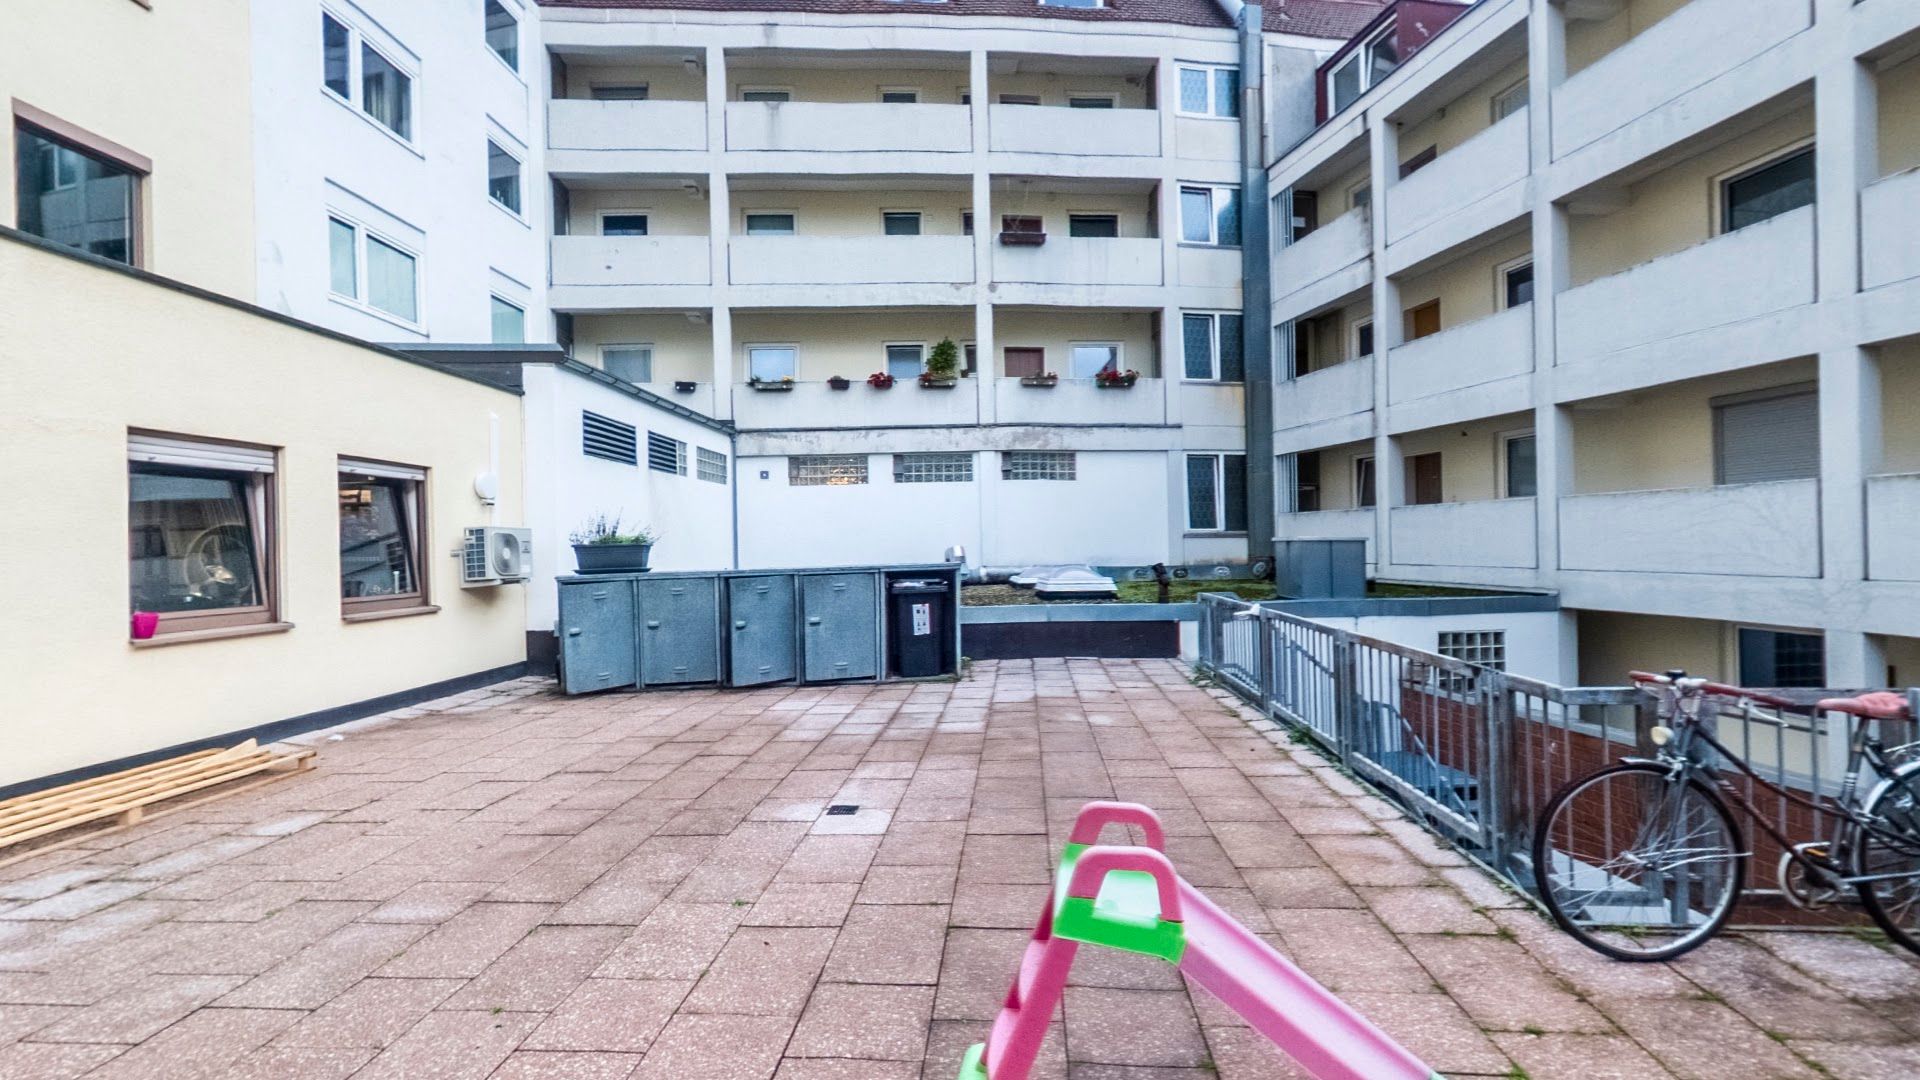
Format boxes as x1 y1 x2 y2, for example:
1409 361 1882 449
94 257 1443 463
536 0 1383 571
1267 0 1920 688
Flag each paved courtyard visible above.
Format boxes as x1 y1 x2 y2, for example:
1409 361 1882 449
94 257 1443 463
2 659 1917 1080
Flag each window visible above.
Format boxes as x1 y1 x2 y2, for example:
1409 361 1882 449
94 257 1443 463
602 212 649 236
1182 312 1243 382
128 433 277 635
1406 451 1443 505
1399 145 1436 179
1713 385 1818 485
490 296 524 344
1003 451 1075 481
1438 631 1506 671
1179 185 1240 246
886 343 926 379
879 88 920 104
1721 147 1815 233
1068 95 1115 109
790 455 868 486
1738 628 1825 688
961 210 974 235
1349 182 1372 212
1004 346 1045 378
1501 261 1534 309
745 212 795 236
1067 213 1119 238
1354 319 1375 359
484 0 518 71
582 411 637 465
487 140 521 214
748 344 797 381
882 211 922 236
1502 433 1537 499
1287 451 1322 513
1404 299 1440 341
603 344 653 384
327 216 420 324
591 85 649 101
339 458 426 613
1326 20 1399 115
894 453 973 483
1068 343 1120 379
1491 78 1528 122
741 88 792 103
998 94 1042 106
1186 454 1247 532
360 42 413 140
322 13 351 98
697 447 728 484
1355 456 1376 508
14 120 141 265
1177 65 1238 118
648 432 687 475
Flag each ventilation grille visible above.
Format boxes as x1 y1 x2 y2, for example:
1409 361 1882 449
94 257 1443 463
582 411 637 465
647 432 687 475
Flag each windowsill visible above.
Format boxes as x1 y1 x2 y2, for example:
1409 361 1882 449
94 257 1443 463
1174 113 1240 122
327 292 425 336
342 604 441 623
1176 242 1242 251
487 49 526 86
321 86 426 161
1180 379 1245 386
131 621 294 649
1184 531 1250 539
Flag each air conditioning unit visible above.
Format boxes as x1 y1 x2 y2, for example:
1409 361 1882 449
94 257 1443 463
462 526 532 586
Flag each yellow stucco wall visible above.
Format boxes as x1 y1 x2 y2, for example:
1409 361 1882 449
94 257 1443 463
0 236 527 789
1879 339 1920 474
573 312 718 387
1396 231 1533 333
0 0 255 300
561 62 707 101
1568 358 1816 494
1397 57 1529 162
1564 0 1692 78
1577 610 1730 685
569 189 712 237
1396 412 1535 504
730 66 970 103
1878 51 1920 178
1306 438 1376 512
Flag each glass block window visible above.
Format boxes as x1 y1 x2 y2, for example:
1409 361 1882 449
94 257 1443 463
582 411 637 465
1002 451 1075 481
647 432 686 475
790 455 868 486
696 447 727 484
1437 631 1506 671
894 452 972 483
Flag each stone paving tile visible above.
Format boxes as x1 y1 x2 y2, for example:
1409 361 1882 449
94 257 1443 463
349 1008 542 1080
273 975 466 1050
521 977 691 1053
788 982 935 1060
31 973 243 1043
1492 1031 1672 1080
84 1005 305 1080
373 901 553 979
627 1013 794 1080
680 926 838 1015
442 923 627 1011
821 903 948 984
491 1050 644 1080
1063 987 1209 1068
0 1040 125 1080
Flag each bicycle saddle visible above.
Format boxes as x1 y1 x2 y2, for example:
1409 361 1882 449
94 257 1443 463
1815 692 1912 720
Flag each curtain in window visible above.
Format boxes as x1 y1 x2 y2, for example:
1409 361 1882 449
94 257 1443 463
1183 315 1214 380
1186 455 1219 530
365 236 417 321
129 468 261 613
361 46 411 139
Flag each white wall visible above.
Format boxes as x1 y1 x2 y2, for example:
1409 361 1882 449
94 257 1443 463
1307 610 1572 685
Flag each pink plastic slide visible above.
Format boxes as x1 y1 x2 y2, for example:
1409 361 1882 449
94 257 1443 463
960 802 1439 1080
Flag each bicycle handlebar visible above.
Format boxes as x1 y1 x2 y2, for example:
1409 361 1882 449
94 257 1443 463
1627 670 1795 708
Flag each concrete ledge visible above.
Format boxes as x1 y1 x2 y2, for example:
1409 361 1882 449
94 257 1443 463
1267 592 1558 619
960 603 1201 624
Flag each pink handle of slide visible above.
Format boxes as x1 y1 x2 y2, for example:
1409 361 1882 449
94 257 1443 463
1068 801 1167 851
1067 846 1183 924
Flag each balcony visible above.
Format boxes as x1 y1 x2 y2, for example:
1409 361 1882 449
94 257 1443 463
1273 209 1371 320
1275 508 1376 567
1559 480 1821 577
1555 205 1814 366
724 102 971 154
1275 356 1374 428
728 236 973 286
988 105 1159 158
551 236 711 287
1387 109 1529 245
548 100 707 152
1862 168 1920 290
1387 304 1532 406
1389 499 1536 569
992 377 1166 426
1868 473 1920 582
993 237 1161 288
1553 0 1811 158
731 379 980 431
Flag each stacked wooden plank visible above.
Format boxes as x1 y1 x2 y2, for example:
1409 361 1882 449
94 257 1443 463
0 740 315 854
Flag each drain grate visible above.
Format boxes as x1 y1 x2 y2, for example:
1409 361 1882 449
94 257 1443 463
825 804 859 816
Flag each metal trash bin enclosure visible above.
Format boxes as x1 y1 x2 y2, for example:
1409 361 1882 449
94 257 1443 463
888 576 955 678
555 563 960 695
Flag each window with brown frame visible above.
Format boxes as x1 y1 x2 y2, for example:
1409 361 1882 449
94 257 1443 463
13 103 151 267
338 459 428 614
128 433 278 636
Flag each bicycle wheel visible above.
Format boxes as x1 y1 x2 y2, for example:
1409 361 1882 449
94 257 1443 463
1533 762 1745 961
1854 761 1920 958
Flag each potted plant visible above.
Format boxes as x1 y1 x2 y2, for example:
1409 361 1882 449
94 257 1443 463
867 371 896 389
1094 367 1140 389
673 380 697 394
1019 371 1059 388
748 375 795 392
571 514 659 574
919 338 961 389
827 376 851 391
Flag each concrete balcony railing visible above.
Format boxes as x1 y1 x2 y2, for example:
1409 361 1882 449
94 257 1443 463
731 379 981 430
987 104 1160 157
1387 303 1533 405
1559 479 1821 577
725 102 971 154
992 237 1162 287
551 235 712 287
1274 208 1370 291
1275 508 1376 566
1389 498 1536 569
1862 168 1920 290
1387 108 1529 244
728 236 973 286
1556 205 1814 366
548 100 707 152
1867 473 1920 582
1552 0 1810 158
992 377 1166 426
1275 356 1374 427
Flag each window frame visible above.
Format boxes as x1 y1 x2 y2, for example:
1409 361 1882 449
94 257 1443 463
599 209 651 236
490 294 525 344
1066 212 1120 238
1352 317 1375 360
1002 451 1076 481
128 431 280 637
739 86 794 103
1735 625 1826 689
1325 19 1398 116
486 137 524 217
1354 455 1377 508
601 342 655 384
998 93 1043 106
1713 141 1816 236
743 210 797 236
325 212 423 329
589 84 650 101
696 446 728 484
1184 452 1248 533
1490 77 1528 123
746 342 799 382
11 106 150 268
881 210 924 236
1496 255 1535 310
1066 93 1116 109
647 431 688 476
878 86 921 103
1182 311 1243 383
789 455 869 486
483 0 520 75
337 457 429 617
1067 341 1123 380
1178 184 1240 247
1176 63 1239 119
319 9 418 147
884 341 929 379
893 452 974 484
1497 429 1537 500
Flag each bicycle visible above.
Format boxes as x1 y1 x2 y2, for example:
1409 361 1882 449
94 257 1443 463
1532 670 1920 961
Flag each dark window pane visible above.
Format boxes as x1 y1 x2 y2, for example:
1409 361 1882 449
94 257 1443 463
1505 263 1534 308
487 141 520 212
1357 322 1375 357
1215 187 1240 246
1724 148 1814 232
1187 455 1218 530
484 0 518 70
1183 314 1214 380
362 45 412 139
129 468 261 613
1223 455 1247 531
1357 457 1376 507
14 126 136 264
883 212 921 236
322 13 351 97
339 477 418 598
1738 628 1825 689
1068 214 1118 238
1218 314 1244 382
1505 436 1537 498
1330 56 1361 113
602 213 648 236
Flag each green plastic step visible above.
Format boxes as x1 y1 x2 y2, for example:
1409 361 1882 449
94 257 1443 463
957 1042 987 1080
1050 842 1186 964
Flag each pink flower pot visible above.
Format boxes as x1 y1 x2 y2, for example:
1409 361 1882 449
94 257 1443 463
131 611 159 640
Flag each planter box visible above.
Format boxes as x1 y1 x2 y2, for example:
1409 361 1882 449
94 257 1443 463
750 381 795 392
573 543 653 574
919 378 959 390
998 231 1046 247
827 378 851 391
1095 376 1139 389
1019 376 1059 388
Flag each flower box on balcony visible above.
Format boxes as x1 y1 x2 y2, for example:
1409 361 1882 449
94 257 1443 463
1093 369 1140 389
998 230 1047 247
827 376 851 391
919 374 958 389
867 372 896 389
1019 374 1059 388
749 377 795 392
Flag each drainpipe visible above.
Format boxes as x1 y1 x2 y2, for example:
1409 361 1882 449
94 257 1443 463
1217 0 1276 571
